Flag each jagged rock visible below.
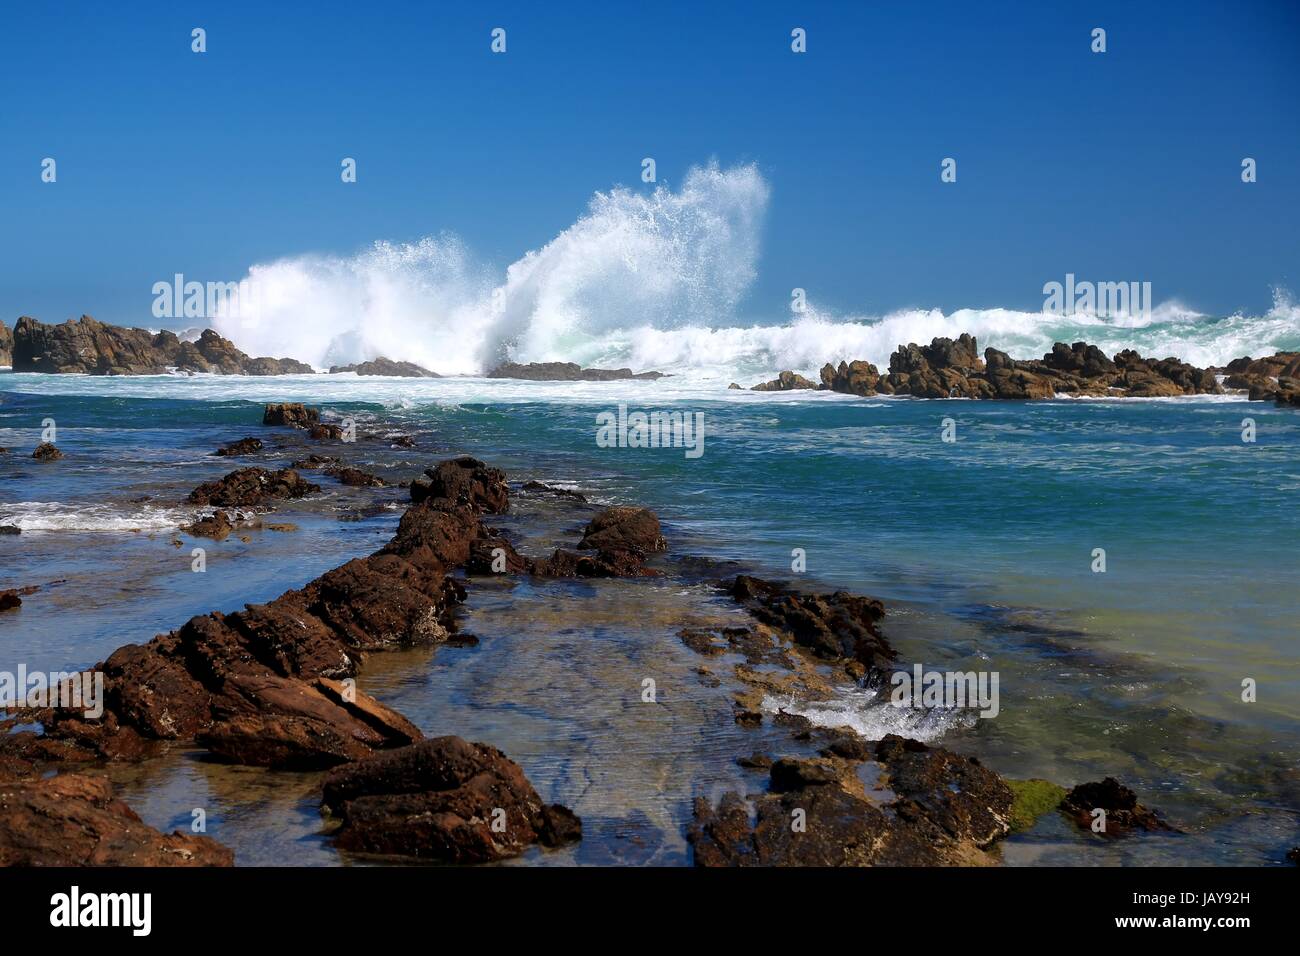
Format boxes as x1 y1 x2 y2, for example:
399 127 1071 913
0 319 11 366
188 467 319 507
214 437 263 457
320 736 582 862
487 361 663 381
409 457 509 513
1059 777 1173 835
0 590 22 612
0 772 233 866
820 360 880 396
689 735 1014 866
262 402 319 428
329 358 439 377
729 575 893 670
751 370 817 391
32 442 63 461
309 423 344 440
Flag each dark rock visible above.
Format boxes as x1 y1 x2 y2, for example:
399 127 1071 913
309 423 345 441
329 358 439 377
327 466 386 487
0 319 11 366
188 467 319 507
321 736 582 862
183 510 235 540
409 457 509 514
578 506 666 554
730 575 893 670
291 454 340 470
521 480 587 502
487 361 663 381
214 437 263 457
32 442 63 461
262 402 319 428
0 525 20 535
0 590 22 612
1059 777 1173 835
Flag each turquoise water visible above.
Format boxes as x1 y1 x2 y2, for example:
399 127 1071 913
2 374 1298 865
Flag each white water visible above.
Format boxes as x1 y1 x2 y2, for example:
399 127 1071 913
213 162 1298 383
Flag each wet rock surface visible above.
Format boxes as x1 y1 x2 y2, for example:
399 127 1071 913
689 734 1014 866
321 736 581 862
1060 777 1175 835
262 402 320 428
0 771 233 866
188 467 320 506
409 456 509 513
214 437 264 457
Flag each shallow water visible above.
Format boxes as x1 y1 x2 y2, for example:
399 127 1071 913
2 373 1297 865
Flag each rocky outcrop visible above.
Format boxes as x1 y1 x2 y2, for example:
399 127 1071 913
321 736 581 862
730 575 893 671
0 771 233 866
689 734 1014 866
188 467 319 507
486 361 664 381
751 370 817 392
409 456 509 513
748 335 1227 400
820 360 879 396
11 316 311 375
263 403 319 428
1059 777 1174 835
530 506 668 579
0 319 11 365
329 358 438 377
214 437 263 457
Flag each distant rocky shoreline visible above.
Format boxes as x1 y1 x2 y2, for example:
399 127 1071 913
2 316 1296 407
743 333 1300 407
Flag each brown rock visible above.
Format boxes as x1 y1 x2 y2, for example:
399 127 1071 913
1059 777 1173 835
214 437 263 456
0 772 233 866
188 467 319 506
321 736 581 862
262 402 320 428
409 456 509 513
32 442 63 461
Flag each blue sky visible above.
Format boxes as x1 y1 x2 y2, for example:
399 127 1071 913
1 0 1297 329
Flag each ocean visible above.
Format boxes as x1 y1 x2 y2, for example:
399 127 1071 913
2 365 1297 865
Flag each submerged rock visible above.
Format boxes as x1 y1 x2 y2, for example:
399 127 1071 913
32 442 63 461
321 736 581 862
1059 777 1174 835
183 510 236 540
214 437 263 456
326 466 387 487
751 370 817 391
